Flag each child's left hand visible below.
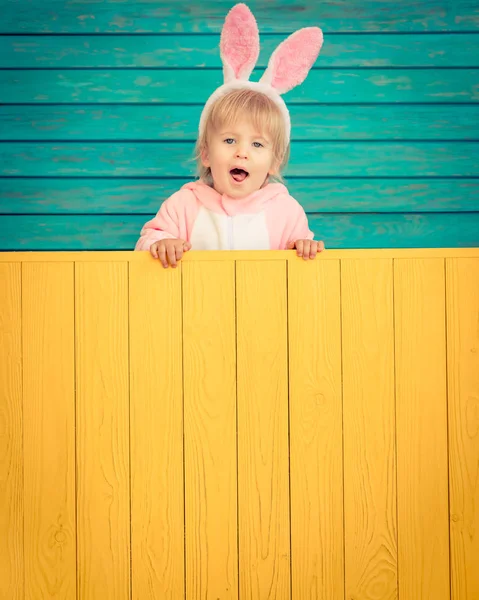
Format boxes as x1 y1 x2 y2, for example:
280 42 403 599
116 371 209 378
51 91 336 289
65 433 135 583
287 239 325 260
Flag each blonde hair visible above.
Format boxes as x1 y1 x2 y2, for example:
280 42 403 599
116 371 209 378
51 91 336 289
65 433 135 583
194 88 290 185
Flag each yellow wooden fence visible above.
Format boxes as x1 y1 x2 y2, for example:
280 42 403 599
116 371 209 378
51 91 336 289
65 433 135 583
1 249 478 600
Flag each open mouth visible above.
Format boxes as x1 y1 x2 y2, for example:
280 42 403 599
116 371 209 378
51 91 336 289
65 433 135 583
230 168 249 183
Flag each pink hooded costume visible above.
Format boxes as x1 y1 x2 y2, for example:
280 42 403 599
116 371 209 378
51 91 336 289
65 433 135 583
135 180 313 251
135 4 323 252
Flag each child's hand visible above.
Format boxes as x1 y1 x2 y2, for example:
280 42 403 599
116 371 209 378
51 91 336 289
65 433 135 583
150 238 192 268
287 239 325 260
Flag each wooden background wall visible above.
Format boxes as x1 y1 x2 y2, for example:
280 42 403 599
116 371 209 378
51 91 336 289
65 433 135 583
0 0 479 250
1 248 478 599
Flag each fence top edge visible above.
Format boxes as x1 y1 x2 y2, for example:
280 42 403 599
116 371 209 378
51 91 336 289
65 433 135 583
0 249 478 262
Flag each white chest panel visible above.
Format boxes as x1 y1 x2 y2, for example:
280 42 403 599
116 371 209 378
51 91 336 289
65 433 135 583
190 207 270 250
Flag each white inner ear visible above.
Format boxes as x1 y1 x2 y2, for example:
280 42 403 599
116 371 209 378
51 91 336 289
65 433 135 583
222 61 237 84
259 65 274 86
259 41 284 88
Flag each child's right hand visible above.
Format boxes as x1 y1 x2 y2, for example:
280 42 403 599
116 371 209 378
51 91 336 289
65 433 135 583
150 238 192 268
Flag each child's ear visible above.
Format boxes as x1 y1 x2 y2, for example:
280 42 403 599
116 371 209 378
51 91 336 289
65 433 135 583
201 146 210 168
269 159 280 176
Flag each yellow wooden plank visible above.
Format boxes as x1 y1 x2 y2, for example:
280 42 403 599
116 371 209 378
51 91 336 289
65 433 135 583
446 258 479 599
395 258 450 598
75 262 130 599
22 263 76 599
182 260 238 600
236 260 290 599
0 263 23 600
341 259 398 599
1 249 479 263
129 261 184 599
288 259 344 599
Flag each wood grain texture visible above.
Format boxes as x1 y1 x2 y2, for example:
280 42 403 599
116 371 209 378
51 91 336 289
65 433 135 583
394 259 450 599
22 262 76 599
3 142 479 177
182 261 238 600
446 258 479 600
2 213 479 251
2 249 479 599
341 259 398 600
288 258 343 599
3 105 479 142
129 260 184 599
1 0 477 33
236 261 290 600
2 69 478 104
1 177 478 214
2 33 479 68
75 262 130 600
2 249 479 262
0 262 23 600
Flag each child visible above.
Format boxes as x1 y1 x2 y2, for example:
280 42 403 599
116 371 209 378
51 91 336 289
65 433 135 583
135 3 325 268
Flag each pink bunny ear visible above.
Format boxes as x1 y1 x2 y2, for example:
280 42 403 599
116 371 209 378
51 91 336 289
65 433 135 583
220 3 260 83
259 27 323 94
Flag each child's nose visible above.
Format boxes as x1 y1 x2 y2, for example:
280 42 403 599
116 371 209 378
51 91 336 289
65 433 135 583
235 144 249 158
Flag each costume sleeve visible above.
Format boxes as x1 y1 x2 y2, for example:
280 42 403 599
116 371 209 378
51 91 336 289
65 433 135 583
265 192 314 249
134 190 189 251
287 200 314 245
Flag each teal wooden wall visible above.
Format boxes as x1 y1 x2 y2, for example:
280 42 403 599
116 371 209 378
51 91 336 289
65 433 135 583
1 0 478 250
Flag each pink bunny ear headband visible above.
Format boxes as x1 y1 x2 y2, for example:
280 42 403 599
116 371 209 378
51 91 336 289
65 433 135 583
198 3 324 144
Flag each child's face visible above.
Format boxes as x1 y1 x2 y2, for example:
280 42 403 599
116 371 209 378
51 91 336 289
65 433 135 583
201 119 279 199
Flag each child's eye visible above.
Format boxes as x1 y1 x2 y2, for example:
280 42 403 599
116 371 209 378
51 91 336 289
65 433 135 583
224 138 235 144
253 141 263 148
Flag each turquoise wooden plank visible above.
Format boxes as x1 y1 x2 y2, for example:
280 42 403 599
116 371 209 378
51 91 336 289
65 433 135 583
1 178 478 214
2 69 478 104
2 105 479 141
1 0 478 33
2 33 479 68
1 142 478 177
0 213 478 250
